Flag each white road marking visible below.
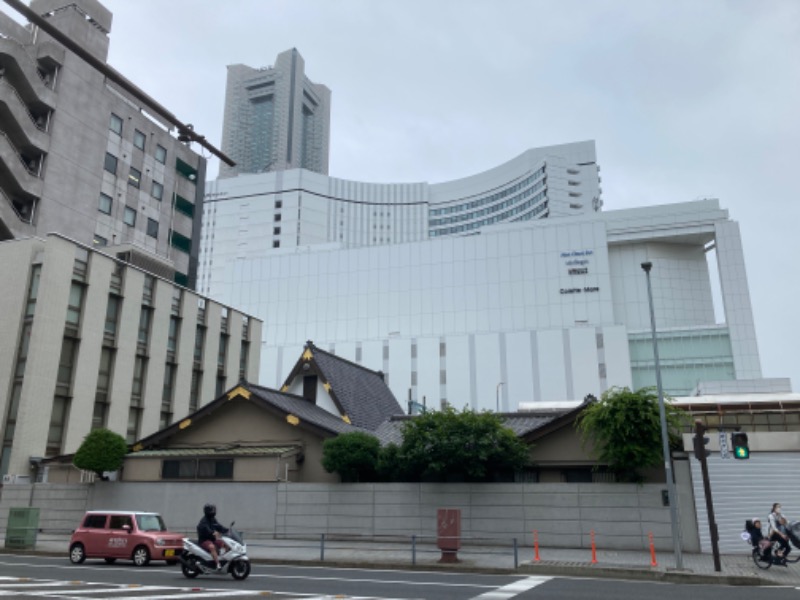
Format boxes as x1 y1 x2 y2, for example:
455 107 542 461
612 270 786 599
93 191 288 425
469 576 552 600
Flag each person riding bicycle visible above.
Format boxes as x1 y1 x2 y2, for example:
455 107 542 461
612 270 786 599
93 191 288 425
769 503 791 560
197 503 229 570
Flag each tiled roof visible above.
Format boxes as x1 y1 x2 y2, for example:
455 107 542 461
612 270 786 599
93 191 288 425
371 412 568 447
305 343 404 431
127 446 298 458
248 384 365 435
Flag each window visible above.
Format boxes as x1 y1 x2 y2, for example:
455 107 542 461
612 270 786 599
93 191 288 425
155 145 167 164
109 113 123 135
274 213 281 222
128 167 141 188
175 195 194 217
167 317 179 357
47 394 70 455
104 295 120 340
146 218 159 239
176 158 198 182
142 275 155 305
275 200 282 209
137 307 152 348
189 370 202 412
83 514 107 528
104 153 118 175
273 241 280 248
161 458 233 480
98 193 112 214
93 234 107 246
109 515 133 530
66 283 84 330
193 326 205 364
170 230 192 254
133 129 146 150
273 227 280 235
124 206 136 226
151 181 163 201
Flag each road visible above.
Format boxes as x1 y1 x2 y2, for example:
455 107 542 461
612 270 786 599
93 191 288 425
0 555 797 599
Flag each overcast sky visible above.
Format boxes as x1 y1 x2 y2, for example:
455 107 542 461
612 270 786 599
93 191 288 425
69 1 800 391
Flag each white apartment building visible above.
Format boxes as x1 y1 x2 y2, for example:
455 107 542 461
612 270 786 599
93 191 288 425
0 234 262 479
199 141 763 409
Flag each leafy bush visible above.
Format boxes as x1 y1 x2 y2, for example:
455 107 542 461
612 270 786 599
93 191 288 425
576 387 686 482
322 432 381 482
73 428 128 480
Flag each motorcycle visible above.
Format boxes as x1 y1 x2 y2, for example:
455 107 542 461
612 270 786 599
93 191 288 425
179 522 251 580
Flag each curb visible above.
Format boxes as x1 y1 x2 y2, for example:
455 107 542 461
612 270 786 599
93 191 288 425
0 548 767 586
519 562 763 586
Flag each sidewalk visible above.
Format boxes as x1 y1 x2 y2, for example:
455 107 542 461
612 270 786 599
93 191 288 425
12 534 800 587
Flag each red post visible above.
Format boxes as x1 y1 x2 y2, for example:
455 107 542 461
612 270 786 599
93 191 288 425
590 529 598 564
649 532 658 567
534 530 540 562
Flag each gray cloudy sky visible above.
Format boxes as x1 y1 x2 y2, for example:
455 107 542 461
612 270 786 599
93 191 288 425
95 1 800 390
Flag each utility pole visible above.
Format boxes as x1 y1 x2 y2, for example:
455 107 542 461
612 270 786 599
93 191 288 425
693 419 721 572
641 261 683 570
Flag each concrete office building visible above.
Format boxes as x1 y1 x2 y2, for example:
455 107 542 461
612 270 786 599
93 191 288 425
0 0 206 287
200 139 763 409
0 234 262 479
219 48 331 179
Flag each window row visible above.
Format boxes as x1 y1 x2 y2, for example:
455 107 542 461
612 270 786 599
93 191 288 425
429 194 549 237
103 153 165 200
109 113 167 163
429 179 546 227
429 165 547 216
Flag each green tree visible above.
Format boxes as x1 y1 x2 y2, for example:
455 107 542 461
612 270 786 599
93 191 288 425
576 387 687 482
322 431 380 482
72 428 128 480
397 407 529 482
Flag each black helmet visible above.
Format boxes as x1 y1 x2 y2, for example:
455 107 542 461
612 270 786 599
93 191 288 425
203 503 216 518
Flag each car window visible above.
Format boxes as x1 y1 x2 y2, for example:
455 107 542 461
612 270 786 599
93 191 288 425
83 514 107 528
109 515 133 529
136 514 166 532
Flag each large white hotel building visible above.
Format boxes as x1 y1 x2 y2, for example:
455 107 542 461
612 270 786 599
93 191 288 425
199 140 765 411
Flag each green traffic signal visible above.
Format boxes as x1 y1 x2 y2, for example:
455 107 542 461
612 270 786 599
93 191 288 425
732 431 750 460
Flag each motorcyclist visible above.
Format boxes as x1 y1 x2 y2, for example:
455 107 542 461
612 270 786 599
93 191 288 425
197 503 229 570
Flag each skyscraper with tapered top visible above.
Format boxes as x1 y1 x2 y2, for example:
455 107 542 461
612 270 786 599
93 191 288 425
219 48 331 178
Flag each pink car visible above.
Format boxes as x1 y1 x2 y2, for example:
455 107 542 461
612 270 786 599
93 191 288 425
69 510 183 566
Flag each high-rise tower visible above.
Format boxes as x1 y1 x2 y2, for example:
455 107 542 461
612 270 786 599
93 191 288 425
219 48 331 178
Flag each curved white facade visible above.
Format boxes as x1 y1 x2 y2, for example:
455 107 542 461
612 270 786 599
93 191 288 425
200 141 601 295
199 143 762 409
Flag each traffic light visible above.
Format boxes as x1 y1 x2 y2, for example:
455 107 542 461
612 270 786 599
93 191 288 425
693 420 710 460
732 432 750 460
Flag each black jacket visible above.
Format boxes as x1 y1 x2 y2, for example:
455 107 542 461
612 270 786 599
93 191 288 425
197 515 228 543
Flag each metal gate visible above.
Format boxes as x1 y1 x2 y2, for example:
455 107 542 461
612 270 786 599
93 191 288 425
690 452 800 554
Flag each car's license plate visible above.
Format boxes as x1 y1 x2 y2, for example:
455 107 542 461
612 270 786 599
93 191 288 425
164 549 175 557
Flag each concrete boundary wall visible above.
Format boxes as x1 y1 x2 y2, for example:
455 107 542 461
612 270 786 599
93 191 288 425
0 481 698 552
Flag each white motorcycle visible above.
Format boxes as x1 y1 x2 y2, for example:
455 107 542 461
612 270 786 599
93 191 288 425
179 522 251 580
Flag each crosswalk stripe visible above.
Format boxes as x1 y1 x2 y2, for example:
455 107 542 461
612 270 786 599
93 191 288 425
114 592 254 600
468 576 552 600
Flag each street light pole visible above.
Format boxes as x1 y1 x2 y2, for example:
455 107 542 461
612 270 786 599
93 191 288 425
641 261 684 571
496 382 504 413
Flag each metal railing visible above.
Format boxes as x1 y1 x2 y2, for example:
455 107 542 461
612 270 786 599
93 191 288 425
0 129 43 177
0 79 49 132
0 185 35 224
